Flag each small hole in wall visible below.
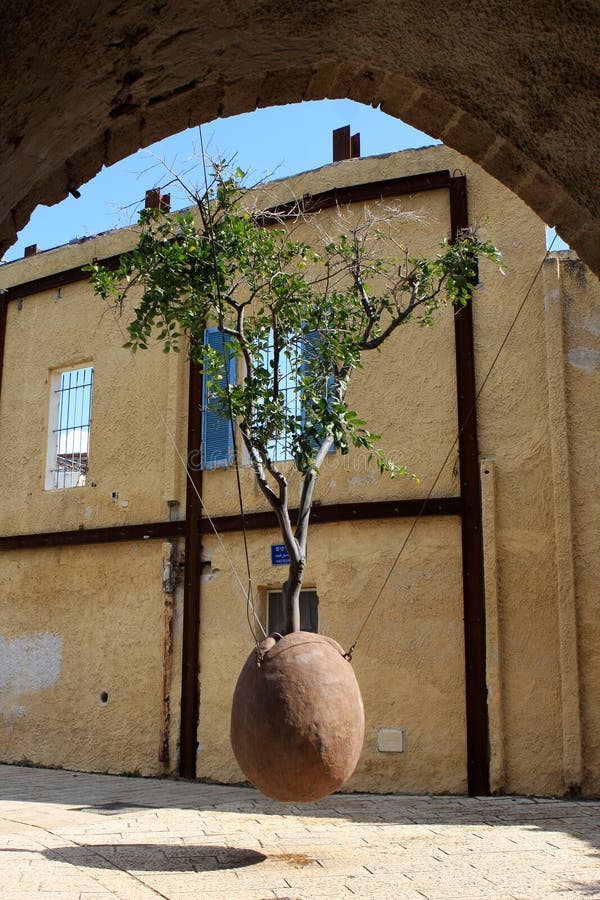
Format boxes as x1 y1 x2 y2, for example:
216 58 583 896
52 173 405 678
99 691 109 705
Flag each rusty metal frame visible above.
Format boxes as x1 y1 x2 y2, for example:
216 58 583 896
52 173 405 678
0 295 6 402
179 359 204 779
449 174 490 796
0 520 184 550
198 497 461 534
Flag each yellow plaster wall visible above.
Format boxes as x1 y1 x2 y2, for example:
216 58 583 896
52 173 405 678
197 146 568 795
548 254 600 795
0 252 188 535
0 145 597 795
197 517 467 794
0 541 179 775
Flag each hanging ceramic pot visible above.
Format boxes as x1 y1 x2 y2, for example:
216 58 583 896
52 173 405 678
231 631 365 802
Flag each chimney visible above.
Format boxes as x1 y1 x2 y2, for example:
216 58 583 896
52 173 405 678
144 188 171 212
24 244 39 258
332 125 361 162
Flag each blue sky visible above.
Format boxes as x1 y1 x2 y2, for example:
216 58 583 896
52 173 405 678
2 98 565 263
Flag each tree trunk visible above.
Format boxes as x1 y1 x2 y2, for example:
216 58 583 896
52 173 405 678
282 556 305 633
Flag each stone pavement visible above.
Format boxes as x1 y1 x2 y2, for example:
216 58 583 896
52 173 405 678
0 764 599 899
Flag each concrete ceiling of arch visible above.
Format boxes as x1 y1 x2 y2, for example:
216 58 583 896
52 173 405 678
2 1 599 275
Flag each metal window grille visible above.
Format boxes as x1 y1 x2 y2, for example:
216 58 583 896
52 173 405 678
263 334 331 463
48 366 93 490
265 340 303 462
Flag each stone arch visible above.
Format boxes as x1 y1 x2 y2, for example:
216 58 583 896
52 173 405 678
3 2 599 274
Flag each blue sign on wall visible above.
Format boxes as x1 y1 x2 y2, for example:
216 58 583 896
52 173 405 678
271 543 291 565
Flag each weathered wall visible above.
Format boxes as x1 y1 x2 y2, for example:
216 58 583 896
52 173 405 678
194 145 577 796
0 226 189 536
2 2 600 277
0 541 177 775
198 519 467 794
0 228 187 776
542 253 600 796
0 145 597 795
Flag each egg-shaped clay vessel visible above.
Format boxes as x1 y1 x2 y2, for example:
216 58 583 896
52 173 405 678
230 631 365 802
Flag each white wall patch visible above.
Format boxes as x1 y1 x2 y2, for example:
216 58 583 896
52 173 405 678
568 348 600 375
0 633 63 697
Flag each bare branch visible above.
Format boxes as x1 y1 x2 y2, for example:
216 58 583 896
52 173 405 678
295 432 335 552
258 444 288 510
271 308 280 403
240 427 300 566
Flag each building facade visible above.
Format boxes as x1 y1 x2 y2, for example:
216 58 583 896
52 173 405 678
0 144 598 797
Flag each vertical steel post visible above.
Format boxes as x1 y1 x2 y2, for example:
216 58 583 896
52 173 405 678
0 299 7 402
450 175 491 796
179 358 204 778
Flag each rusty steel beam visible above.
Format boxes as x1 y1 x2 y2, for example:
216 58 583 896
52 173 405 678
1 170 452 305
0 520 185 551
0 497 461 551
450 174 490 797
0 295 7 401
1 254 121 302
199 496 460 535
159 541 176 767
179 358 204 779
254 170 452 224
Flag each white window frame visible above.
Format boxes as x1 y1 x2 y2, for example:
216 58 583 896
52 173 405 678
45 363 94 491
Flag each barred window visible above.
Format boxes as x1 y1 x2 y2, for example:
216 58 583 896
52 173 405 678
201 327 333 468
45 365 93 490
262 337 303 463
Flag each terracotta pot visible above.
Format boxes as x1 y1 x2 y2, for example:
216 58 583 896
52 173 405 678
230 631 365 802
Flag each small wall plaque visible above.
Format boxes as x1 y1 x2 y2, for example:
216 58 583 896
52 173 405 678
271 543 291 566
377 728 407 753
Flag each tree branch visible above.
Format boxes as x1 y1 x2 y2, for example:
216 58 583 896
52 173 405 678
295 441 334 554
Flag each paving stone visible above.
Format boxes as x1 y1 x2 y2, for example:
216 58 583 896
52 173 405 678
1 764 599 898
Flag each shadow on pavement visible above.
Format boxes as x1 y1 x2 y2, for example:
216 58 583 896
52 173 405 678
30 844 267 872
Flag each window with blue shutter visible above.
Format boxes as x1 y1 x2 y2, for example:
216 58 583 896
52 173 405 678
201 327 334 469
201 327 237 469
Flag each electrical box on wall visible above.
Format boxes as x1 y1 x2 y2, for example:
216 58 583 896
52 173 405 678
377 728 407 753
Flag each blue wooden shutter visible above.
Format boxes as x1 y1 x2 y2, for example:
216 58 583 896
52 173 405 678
201 327 237 469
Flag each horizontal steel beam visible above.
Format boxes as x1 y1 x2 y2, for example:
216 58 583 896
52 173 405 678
254 170 452 223
1 169 452 303
0 520 185 550
200 496 461 534
0 496 460 551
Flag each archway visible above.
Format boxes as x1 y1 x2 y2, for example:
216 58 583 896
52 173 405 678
2 2 599 275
